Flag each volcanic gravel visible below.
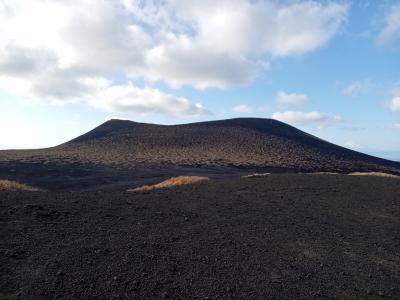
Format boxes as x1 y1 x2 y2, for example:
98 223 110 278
1 174 399 299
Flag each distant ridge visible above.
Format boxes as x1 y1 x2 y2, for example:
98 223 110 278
1 118 399 175
58 118 399 174
67 118 321 145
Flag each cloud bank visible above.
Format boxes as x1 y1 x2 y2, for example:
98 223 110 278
272 111 342 127
89 84 208 117
0 0 348 116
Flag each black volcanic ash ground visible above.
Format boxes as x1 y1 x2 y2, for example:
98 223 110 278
1 174 399 299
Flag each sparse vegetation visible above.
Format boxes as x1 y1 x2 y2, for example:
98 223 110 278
242 173 271 178
1 119 399 178
309 172 339 175
129 176 210 192
0 179 42 191
349 172 399 178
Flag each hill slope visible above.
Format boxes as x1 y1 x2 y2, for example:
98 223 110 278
59 118 400 173
1 118 399 175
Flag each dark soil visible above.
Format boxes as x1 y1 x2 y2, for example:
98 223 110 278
0 160 283 191
1 174 399 299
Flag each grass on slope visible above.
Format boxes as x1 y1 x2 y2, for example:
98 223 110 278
129 176 210 192
0 179 43 191
349 172 400 178
242 173 271 178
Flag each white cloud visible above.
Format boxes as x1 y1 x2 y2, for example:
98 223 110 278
272 111 325 125
272 111 343 127
0 71 111 103
142 38 266 89
0 0 348 100
389 123 400 129
232 104 254 113
88 83 209 117
160 0 347 58
376 5 400 45
276 90 309 107
0 45 58 76
343 141 358 149
389 96 400 112
342 80 370 97
232 104 269 113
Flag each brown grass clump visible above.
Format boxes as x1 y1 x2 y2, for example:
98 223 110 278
310 172 340 175
242 173 271 179
0 179 43 191
349 172 399 178
129 176 210 192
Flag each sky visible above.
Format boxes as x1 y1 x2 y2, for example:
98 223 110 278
0 0 399 160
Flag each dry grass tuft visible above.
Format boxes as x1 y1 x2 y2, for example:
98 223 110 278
129 176 210 192
310 172 340 175
0 179 43 191
242 173 271 179
349 172 399 178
